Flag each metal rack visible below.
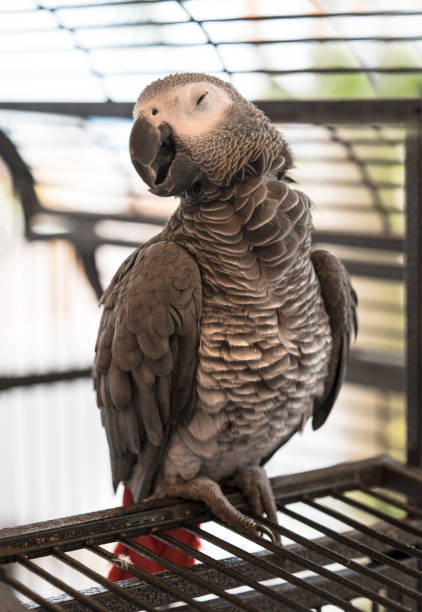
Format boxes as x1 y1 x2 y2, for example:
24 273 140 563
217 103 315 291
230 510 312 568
1 457 422 610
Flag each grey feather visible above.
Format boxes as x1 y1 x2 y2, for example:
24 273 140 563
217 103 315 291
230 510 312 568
94 73 357 504
94 240 202 500
310 249 358 430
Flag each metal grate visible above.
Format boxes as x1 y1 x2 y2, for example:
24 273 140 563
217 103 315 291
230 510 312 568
2 2 422 100
1 456 422 611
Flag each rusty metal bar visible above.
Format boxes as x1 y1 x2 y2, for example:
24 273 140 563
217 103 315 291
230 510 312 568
359 485 422 518
19 556 108 612
333 492 422 538
0 500 210 563
278 503 422 581
149 530 308 612
0 566 64 611
87 542 214 612
0 461 420 610
379 459 422 500
189 525 360 611
273 456 389 503
304 498 422 561
0 456 389 563
52 549 159 612
1 458 420 610
119 535 258 612
251 515 417 610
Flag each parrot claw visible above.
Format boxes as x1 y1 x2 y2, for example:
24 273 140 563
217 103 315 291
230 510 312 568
257 523 282 545
145 473 282 545
230 465 281 544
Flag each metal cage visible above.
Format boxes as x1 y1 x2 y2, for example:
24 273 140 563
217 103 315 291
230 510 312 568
0 97 422 611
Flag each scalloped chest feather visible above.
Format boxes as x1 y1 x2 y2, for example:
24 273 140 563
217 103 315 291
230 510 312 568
162 178 332 484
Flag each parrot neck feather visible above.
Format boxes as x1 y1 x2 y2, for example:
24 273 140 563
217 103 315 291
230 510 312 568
184 133 292 203
170 168 314 310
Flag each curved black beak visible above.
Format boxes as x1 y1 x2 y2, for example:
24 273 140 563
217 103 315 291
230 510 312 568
129 116 202 197
129 115 164 189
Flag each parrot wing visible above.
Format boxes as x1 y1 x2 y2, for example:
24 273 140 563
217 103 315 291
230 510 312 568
93 240 202 501
311 249 358 431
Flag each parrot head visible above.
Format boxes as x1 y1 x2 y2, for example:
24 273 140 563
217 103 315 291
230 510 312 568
130 72 290 197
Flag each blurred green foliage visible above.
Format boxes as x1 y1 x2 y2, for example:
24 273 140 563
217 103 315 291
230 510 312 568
266 41 422 99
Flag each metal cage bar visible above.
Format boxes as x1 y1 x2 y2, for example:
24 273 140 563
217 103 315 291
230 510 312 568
1 457 422 610
405 119 422 470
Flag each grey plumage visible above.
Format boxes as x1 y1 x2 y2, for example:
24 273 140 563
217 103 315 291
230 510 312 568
93 73 357 536
95 242 201 501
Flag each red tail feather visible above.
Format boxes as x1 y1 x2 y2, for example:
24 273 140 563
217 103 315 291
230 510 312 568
108 488 200 581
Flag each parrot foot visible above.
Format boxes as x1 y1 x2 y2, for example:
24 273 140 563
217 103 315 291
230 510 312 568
145 476 280 544
230 465 281 544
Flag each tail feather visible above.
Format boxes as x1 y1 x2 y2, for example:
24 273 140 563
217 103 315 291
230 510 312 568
108 488 200 581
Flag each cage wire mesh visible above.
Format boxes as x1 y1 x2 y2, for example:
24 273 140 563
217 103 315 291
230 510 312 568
0 1 421 610
2 457 422 611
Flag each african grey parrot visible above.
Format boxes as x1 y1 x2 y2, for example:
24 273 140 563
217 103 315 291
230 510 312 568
93 72 357 541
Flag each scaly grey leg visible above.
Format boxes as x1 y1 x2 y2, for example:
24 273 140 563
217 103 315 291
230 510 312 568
231 466 281 543
145 475 279 543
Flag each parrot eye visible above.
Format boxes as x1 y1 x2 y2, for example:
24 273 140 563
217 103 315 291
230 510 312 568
152 108 158 115
196 92 208 106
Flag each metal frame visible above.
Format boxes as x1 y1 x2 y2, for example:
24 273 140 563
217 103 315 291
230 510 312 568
0 97 421 121
2 4 422 86
1 456 422 610
405 119 422 468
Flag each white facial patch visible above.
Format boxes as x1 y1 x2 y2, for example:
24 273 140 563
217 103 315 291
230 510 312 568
133 82 233 140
